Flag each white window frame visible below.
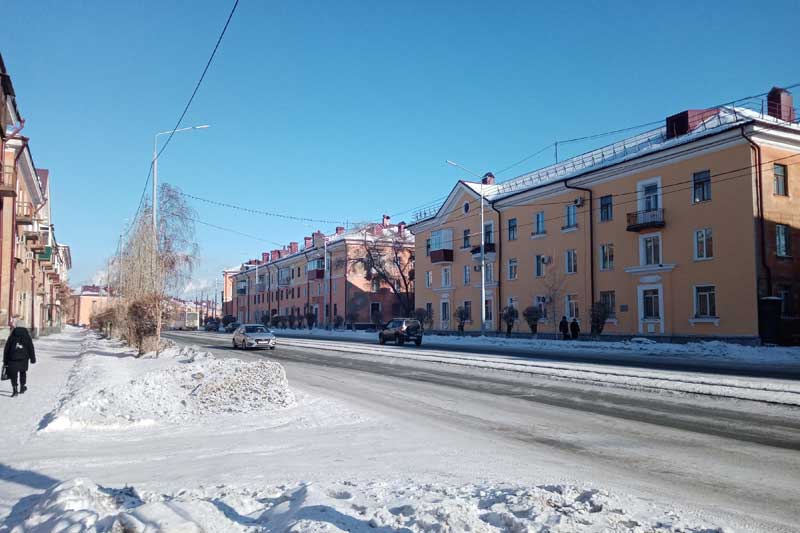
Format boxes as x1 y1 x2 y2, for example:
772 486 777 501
636 283 664 333
463 264 470 285
564 204 577 228
694 228 713 260
484 262 494 283
639 232 662 266
774 164 788 197
440 300 450 328
535 254 545 277
565 294 579 320
425 271 432 289
441 267 451 288
508 258 518 280
484 298 493 322
776 224 791 257
508 218 518 241
534 211 546 235
430 229 453 251
637 176 662 212
534 295 548 319
483 221 495 245
693 284 718 319
600 243 614 271
565 249 577 274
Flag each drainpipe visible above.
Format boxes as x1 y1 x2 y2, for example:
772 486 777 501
741 127 772 295
30 267 35 336
564 180 595 316
489 203 502 334
8 137 28 327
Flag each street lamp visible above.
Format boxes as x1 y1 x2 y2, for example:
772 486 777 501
152 124 209 233
446 160 488 335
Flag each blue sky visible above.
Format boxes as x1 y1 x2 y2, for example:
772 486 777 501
5 0 798 295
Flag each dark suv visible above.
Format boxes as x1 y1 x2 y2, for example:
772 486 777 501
378 318 423 346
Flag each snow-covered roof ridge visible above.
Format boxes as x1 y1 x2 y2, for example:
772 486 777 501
413 102 800 223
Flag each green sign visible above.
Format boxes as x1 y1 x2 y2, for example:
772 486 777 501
36 246 52 262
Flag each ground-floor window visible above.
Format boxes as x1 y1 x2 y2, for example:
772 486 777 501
463 300 472 320
694 285 717 318
643 289 660 319
600 290 616 317
370 302 381 321
484 299 493 322
534 296 548 318
566 294 579 319
441 301 450 327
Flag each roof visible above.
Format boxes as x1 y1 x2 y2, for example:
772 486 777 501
411 102 800 224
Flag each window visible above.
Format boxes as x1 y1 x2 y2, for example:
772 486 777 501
425 238 431 256
463 265 470 285
463 229 470 248
600 195 613 222
535 254 545 277
600 243 614 270
463 201 470 214
600 291 616 317
564 205 577 228
534 211 546 235
425 302 433 319
332 280 337 294
425 271 432 288
484 299 493 321
777 224 791 257
643 289 660 318
693 170 711 203
535 296 548 318
508 218 518 241
484 223 494 244
695 228 713 260
774 164 788 196
441 301 450 324
566 294 579 319
695 286 717 318
778 285 792 317
484 262 494 282
441 267 451 288
430 229 453 251
508 296 518 310
371 279 380 293
508 258 518 280
643 183 659 211
565 249 577 274
371 302 381 318
642 234 661 265
463 300 472 320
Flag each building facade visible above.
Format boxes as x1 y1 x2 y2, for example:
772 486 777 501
228 217 414 327
0 54 71 338
68 285 111 327
410 87 800 343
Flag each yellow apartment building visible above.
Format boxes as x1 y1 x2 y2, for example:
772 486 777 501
410 87 799 343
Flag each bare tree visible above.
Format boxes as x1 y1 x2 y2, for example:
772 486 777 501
350 227 415 316
541 268 567 332
453 306 470 334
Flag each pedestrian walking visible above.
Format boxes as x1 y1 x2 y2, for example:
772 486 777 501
559 316 569 340
570 318 580 340
2 323 36 398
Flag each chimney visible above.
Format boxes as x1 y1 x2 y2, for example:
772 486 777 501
303 236 313 249
262 252 270 263
398 221 406 236
312 230 325 247
335 226 345 235
271 249 281 260
665 108 720 139
289 241 299 254
481 172 495 185
767 87 796 123
382 214 391 227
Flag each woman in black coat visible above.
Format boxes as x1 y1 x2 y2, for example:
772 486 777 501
3 327 36 397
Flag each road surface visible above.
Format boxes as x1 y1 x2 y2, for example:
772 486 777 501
165 330 800 532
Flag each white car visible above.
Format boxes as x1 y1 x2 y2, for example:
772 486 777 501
232 324 277 350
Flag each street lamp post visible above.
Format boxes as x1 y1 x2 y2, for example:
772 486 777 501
152 124 209 235
446 160 489 336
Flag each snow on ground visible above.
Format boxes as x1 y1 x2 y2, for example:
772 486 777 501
273 326 800 364
38 333 295 431
13 477 721 532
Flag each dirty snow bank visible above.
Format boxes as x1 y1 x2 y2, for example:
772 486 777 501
12 478 723 532
40 334 295 431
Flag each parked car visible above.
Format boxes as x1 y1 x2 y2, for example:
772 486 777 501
224 322 241 333
378 318 423 346
232 324 277 350
204 321 220 332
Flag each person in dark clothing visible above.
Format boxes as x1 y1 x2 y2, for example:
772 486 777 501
3 326 36 397
559 316 569 340
570 318 580 340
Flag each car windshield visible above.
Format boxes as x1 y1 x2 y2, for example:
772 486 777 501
245 326 268 333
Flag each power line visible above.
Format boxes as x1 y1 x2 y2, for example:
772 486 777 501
177 190 350 225
190 217 282 245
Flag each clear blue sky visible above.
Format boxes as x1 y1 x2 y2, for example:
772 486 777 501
5 0 798 294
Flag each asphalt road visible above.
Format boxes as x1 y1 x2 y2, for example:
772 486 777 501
166 330 800 531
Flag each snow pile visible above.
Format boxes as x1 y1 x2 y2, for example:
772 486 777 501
41 336 295 431
11 478 723 532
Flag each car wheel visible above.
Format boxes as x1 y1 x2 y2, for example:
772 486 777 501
378 334 386 345
414 338 422 346
270 346 276 350
396 336 404 346
232 339 238 349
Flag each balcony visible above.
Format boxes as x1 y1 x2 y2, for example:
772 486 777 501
236 287 247 295
430 248 453 264
0 165 16 197
16 201 34 226
626 208 665 232
470 243 496 262
255 282 266 293
307 268 325 281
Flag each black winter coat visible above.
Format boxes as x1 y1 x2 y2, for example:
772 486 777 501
558 319 569 334
3 327 36 373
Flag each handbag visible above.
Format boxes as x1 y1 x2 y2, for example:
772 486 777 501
1 365 8 381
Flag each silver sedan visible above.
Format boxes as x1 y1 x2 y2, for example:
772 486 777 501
232 324 277 350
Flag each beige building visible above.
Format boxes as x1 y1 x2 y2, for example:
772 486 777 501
68 285 111 327
0 54 71 338
409 87 800 343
